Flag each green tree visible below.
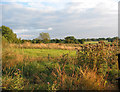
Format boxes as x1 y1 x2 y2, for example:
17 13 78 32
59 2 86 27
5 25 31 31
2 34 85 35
74 39 79 44
38 32 50 40
1 25 19 43
81 39 84 44
38 32 50 43
50 39 56 43
86 38 91 41
78 39 84 44
106 37 112 42
65 36 75 40
64 36 76 43
55 39 61 43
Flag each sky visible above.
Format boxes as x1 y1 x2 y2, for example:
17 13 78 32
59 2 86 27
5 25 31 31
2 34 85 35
0 0 119 39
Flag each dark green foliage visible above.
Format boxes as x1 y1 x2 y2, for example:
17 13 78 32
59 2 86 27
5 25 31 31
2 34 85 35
50 39 64 43
50 39 56 43
55 39 61 43
64 36 78 44
32 38 42 44
78 39 84 44
106 38 113 42
1 25 20 43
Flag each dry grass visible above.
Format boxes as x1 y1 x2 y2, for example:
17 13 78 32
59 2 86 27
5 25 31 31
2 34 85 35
9 42 82 50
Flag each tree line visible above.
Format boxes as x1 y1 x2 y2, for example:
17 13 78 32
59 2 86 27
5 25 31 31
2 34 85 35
1 25 119 44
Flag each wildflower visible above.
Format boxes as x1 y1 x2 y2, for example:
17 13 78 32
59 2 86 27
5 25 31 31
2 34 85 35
47 82 50 85
18 69 20 71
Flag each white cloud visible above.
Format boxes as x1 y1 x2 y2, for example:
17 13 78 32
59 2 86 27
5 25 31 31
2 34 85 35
2 0 66 3
66 0 118 14
20 35 33 37
2 0 119 12
14 29 28 33
48 27 53 31
19 35 34 38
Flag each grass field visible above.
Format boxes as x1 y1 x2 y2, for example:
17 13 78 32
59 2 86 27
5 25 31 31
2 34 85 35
84 41 111 44
15 49 76 58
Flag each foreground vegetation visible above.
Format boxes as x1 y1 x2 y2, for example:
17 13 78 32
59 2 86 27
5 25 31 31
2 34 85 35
2 41 120 90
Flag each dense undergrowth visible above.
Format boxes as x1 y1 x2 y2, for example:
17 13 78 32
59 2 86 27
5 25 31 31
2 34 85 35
2 41 120 90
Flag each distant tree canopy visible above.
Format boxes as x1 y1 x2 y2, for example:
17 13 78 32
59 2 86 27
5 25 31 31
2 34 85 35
50 39 63 43
1 25 21 43
38 32 50 43
65 36 76 43
64 36 83 44
78 39 85 44
38 32 50 40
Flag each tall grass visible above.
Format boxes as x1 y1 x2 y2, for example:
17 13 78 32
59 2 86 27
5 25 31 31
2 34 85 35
10 42 82 50
2 41 119 90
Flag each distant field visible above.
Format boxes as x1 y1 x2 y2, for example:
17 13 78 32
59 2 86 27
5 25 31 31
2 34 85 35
15 48 76 58
84 41 98 44
84 41 111 44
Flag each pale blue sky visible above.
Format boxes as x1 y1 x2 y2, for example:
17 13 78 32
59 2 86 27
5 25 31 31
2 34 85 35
0 0 119 39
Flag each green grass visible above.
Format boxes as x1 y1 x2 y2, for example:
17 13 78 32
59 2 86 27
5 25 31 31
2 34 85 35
15 49 76 58
84 41 98 44
84 41 111 44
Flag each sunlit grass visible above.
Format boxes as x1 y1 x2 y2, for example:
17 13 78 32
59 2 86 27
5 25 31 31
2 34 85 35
84 41 111 44
15 49 76 58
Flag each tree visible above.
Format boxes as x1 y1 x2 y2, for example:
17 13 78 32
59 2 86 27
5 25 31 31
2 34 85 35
1 25 20 43
50 39 56 43
74 39 79 44
106 37 112 42
38 32 50 40
91 38 96 41
86 38 91 41
64 36 76 43
78 39 84 44
55 39 61 43
81 39 85 44
38 32 50 43
65 36 75 40
98 38 105 41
